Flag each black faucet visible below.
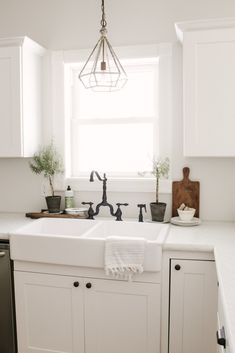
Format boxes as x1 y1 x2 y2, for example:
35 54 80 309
115 203 129 221
137 204 147 222
81 202 95 220
82 171 128 220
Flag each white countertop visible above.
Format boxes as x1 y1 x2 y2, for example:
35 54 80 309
0 213 33 240
165 221 235 251
1 213 235 352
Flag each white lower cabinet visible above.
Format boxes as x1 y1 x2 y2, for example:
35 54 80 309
169 259 218 353
14 272 84 353
14 271 161 353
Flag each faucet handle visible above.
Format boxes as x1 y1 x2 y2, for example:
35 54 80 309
116 203 128 207
82 202 95 220
137 204 147 222
115 203 129 221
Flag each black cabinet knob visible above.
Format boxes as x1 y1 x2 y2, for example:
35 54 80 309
86 282 92 289
73 281 79 287
217 328 226 348
175 264 181 271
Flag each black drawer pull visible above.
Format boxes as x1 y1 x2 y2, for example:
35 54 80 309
73 281 79 287
217 327 226 349
175 264 181 271
86 282 92 289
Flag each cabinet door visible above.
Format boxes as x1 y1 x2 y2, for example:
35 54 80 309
0 46 22 157
169 259 218 353
183 28 235 156
84 278 161 353
14 271 84 353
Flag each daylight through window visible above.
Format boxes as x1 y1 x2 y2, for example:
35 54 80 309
66 57 159 177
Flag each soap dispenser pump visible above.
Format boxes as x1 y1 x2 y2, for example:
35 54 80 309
65 185 75 209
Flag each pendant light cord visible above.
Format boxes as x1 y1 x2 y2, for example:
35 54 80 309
100 0 107 29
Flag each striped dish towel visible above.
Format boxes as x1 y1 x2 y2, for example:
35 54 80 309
105 236 146 281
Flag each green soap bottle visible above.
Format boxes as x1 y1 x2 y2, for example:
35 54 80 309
65 185 75 208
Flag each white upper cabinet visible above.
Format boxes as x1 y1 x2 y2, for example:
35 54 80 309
0 37 45 157
176 18 235 156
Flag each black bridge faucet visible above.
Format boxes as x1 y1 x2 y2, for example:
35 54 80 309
82 171 128 221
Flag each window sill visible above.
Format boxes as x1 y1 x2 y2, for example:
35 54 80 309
58 177 172 194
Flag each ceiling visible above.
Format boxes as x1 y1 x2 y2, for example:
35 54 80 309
0 0 235 49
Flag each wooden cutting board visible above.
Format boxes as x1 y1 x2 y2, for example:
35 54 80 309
25 212 87 219
172 167 200 218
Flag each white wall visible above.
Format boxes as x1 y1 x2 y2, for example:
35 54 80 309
1 0 235 220
1 0 235 49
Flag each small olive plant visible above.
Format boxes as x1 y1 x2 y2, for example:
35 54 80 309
139 157 170 203
29 142 64 197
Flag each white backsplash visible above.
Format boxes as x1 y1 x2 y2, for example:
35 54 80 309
0 154 235 221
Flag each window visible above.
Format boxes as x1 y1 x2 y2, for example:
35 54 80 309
51 44 172 192
65 57 159 178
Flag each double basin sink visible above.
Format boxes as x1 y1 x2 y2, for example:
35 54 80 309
10 218 169 272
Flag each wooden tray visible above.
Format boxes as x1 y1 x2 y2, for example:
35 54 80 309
26 211 87 219
172 167 200 218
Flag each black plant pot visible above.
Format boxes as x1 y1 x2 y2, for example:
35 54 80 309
45 196 61 213
150 202 166 222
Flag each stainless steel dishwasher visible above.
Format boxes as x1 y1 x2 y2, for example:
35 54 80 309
0 240 17 353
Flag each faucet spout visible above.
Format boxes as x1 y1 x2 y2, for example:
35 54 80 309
82 170 128 220
90 170 106 182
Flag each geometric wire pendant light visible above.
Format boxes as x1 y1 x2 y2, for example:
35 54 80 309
78 0 128 92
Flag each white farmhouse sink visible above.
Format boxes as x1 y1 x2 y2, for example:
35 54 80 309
84 221 166 240
10 218 169 272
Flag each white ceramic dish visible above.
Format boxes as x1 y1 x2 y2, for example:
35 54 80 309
65 207 88 215
171 217 201 227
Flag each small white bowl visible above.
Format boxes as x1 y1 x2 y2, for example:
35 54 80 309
177 208 196 221
65 207 88 216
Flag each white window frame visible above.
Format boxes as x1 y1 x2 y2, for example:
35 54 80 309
67 57 160 178
48 44 172 193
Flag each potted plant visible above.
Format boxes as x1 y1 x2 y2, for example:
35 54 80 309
139 157 170 222
29 142 64 213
